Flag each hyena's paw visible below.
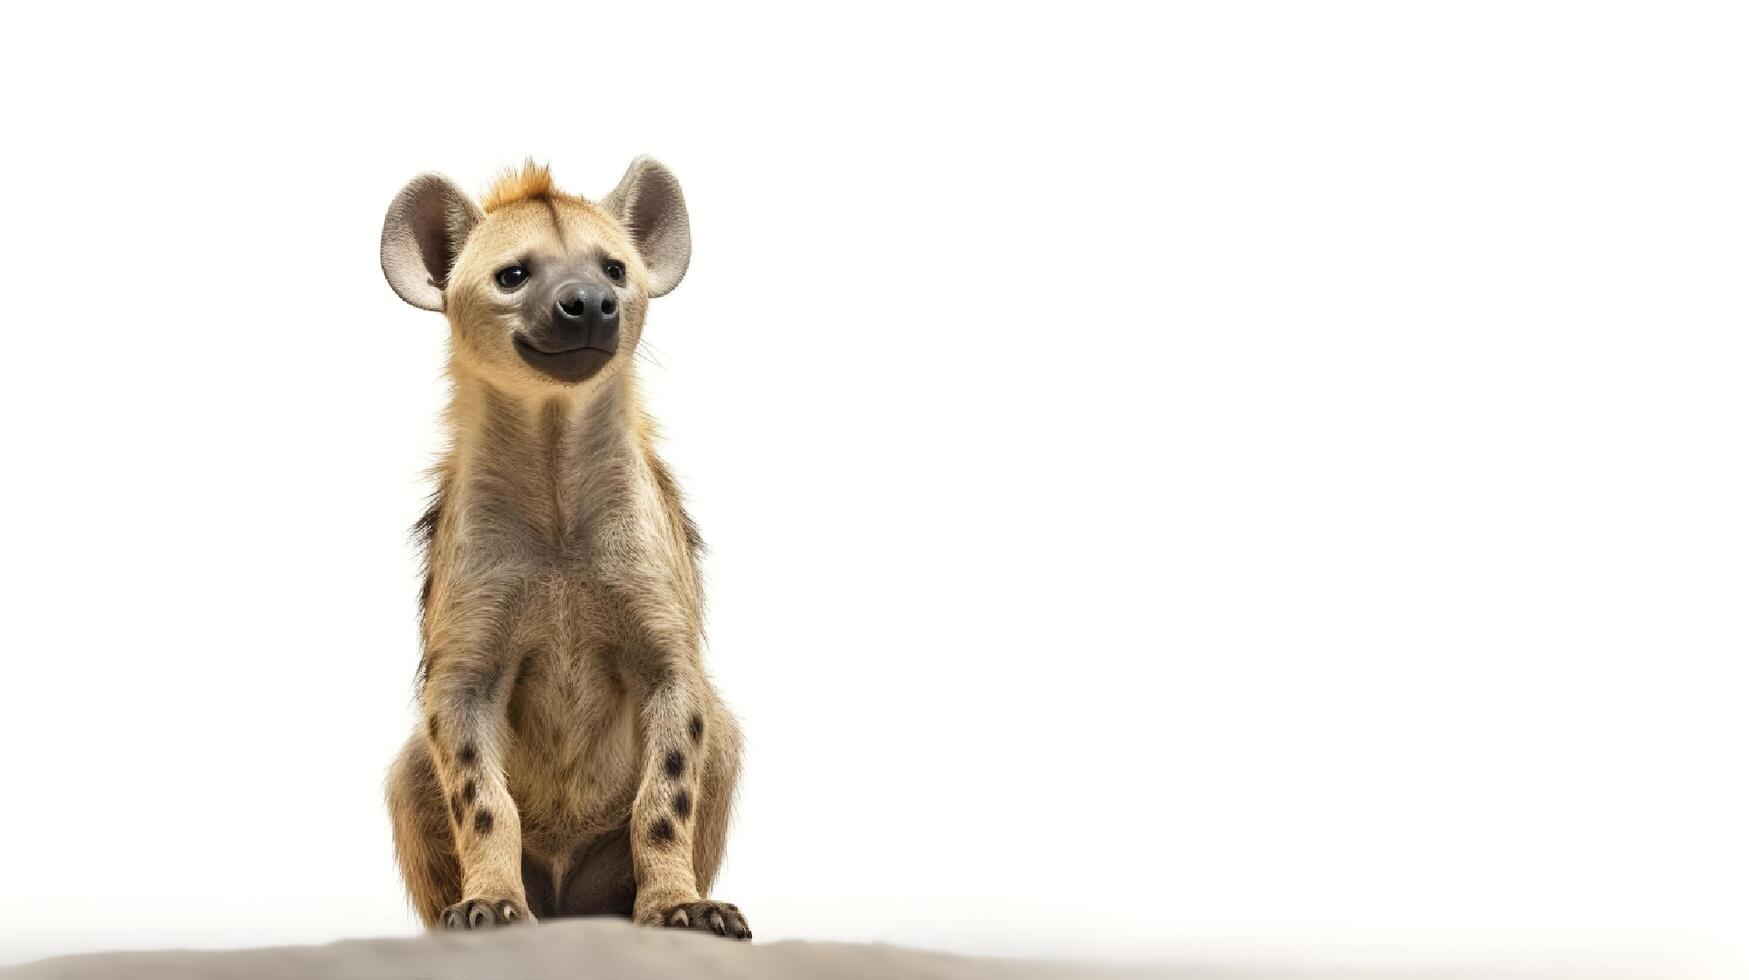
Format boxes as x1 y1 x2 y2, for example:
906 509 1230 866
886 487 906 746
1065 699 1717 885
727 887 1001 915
441 897 532 930
662 900 751 940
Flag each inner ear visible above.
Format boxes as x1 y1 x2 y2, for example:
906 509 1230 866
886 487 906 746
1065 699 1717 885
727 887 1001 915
381 175 482 312
603 157 691 298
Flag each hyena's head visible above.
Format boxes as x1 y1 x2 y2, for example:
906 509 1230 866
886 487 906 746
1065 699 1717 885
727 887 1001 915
380 158 690 390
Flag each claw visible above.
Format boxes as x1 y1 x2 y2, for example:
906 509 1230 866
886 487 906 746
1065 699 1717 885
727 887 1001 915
660 901 750 941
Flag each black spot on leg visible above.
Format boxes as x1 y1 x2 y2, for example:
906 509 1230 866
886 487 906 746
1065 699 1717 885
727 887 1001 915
664 750 686 779
459 742 478 766
450 793 463 823
688 714 704 744
475 808 494 835
462 779 476 804
672 789 692 821
649 817 675 844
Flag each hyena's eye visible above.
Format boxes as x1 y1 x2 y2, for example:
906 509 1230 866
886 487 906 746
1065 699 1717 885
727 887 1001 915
603 259 626 283
494 265 529 290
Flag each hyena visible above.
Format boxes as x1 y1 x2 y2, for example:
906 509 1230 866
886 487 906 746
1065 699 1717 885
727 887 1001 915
378 158 749 940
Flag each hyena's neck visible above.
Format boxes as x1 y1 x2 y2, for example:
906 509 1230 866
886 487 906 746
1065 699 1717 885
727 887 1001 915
440 366 653 555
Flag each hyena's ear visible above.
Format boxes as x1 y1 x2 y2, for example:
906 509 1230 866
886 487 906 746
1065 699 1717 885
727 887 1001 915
603 157 691 298
381 175 484 312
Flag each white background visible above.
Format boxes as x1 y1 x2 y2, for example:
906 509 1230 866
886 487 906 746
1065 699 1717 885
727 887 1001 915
5 2 1746 974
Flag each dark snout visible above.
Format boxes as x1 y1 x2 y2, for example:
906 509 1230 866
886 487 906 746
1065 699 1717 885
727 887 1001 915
515 276 621 383
553 282 620 344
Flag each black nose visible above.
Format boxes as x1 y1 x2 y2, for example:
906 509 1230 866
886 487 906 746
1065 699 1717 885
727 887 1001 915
555 284 618 323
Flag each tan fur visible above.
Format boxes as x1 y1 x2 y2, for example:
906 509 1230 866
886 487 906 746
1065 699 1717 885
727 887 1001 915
381 162 747 938
481 160 557 213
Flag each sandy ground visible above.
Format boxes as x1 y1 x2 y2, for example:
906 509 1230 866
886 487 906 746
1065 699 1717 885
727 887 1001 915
2 918 1700 980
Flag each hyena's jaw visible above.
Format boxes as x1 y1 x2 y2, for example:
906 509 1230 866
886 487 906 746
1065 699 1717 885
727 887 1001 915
512 335 615 384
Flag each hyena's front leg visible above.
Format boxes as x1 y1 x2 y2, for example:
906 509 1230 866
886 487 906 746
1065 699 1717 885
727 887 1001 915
421 642 531 929
630 680 750 940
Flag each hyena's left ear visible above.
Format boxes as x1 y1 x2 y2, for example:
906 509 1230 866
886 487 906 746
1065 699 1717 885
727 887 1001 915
603 157 691 297
381 174 484 312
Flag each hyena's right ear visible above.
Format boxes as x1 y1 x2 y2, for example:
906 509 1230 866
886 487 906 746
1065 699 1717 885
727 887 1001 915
381 175 484 312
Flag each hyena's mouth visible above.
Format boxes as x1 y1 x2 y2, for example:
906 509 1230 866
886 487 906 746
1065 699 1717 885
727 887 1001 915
514 335 616 384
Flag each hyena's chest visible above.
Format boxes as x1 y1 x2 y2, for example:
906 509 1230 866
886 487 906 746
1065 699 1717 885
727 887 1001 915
502 572 644 846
